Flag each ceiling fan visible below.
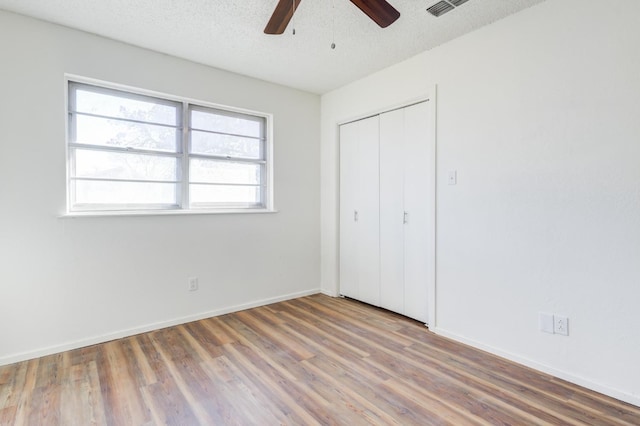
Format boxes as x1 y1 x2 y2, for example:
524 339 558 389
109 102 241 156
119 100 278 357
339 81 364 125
264 0 401 35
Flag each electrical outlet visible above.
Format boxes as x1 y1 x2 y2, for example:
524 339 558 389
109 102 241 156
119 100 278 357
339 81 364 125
188 277 199 292
553 315 569 336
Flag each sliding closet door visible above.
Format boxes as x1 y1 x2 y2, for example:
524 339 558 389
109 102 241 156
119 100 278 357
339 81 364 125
356 116 381 306
340 102 432 322
339 116 380 306
403 101 431 323
339 123 359 299
379 109 405 314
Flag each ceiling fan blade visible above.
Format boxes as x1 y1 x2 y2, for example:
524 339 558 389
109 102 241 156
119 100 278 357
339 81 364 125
349 0 400 28
264 0 302 35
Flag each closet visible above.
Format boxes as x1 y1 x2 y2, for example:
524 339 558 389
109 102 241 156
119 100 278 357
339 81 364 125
339 101 432 323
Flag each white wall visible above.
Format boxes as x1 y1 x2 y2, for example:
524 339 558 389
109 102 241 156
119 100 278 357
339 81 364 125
321 0 640 405
0 10 320 364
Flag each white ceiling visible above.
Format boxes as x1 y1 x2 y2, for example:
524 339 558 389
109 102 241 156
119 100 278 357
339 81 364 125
0 0 545 94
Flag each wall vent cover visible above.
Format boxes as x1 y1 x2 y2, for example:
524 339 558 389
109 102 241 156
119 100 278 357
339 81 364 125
427 1 454 17
427 0 471 17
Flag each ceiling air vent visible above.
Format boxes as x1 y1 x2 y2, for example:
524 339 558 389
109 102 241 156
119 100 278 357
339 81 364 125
427 0 471 17
427 1 454 17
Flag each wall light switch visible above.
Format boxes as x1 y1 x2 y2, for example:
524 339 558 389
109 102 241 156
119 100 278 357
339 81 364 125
539 312 554 334
448 170 457 185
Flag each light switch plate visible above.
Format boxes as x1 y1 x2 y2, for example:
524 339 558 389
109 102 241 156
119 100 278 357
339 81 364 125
448 170 457 185
539 312 554 334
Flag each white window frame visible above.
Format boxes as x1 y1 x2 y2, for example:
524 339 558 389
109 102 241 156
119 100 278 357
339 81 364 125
65 76 274 216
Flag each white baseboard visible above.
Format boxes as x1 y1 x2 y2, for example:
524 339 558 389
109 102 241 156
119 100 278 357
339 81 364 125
320 288 339 297
0 288 320 367
431 327 640 408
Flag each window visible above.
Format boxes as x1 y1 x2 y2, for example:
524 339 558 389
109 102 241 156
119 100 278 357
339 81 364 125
67 80 270 213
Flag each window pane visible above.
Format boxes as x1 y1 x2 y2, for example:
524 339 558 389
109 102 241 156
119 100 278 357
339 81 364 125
74 180 177 205
74 149 178 182
191 130 261 159
191 109 262 138
190 184 261 206
75 115 178 152
67 81 271 212
74 88 177 126
190 158 261 185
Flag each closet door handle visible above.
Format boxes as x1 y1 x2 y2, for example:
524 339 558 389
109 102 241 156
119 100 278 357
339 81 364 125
354 210 359 222
403 211 408 224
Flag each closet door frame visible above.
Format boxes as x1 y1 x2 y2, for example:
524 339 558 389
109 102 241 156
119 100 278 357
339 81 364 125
337 88 437 328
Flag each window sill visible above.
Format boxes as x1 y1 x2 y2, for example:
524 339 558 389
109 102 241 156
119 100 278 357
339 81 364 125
59 208 278 218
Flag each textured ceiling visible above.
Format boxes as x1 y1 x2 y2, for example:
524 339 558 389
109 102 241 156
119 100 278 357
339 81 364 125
0 0 545 94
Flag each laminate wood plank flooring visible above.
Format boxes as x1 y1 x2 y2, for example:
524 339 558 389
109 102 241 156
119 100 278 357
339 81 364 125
1 294 639 425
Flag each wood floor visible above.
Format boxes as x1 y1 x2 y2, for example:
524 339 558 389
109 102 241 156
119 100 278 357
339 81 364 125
1 295 639 425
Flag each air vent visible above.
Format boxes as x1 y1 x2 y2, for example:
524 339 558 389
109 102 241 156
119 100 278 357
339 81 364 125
427 1 454 17
426 0 471 17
